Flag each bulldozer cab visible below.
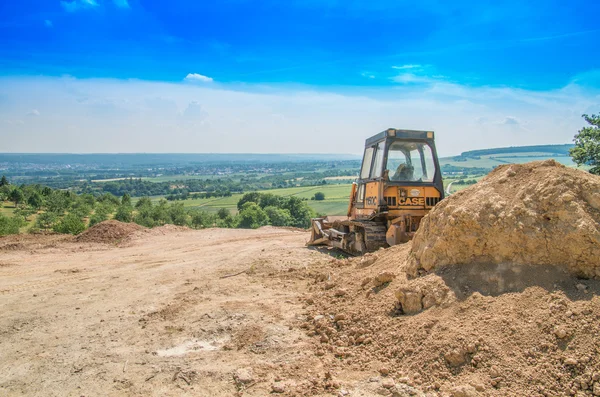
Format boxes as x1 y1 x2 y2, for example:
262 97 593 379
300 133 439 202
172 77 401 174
353 129 444 219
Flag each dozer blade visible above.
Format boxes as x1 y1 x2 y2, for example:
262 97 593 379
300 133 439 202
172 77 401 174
307 216 344 246
307 217 387 256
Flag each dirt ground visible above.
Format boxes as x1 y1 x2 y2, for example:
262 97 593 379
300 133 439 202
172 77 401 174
0 227 326 397
1 226 600 397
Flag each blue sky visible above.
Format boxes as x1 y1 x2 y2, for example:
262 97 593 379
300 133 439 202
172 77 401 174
1 0 599 154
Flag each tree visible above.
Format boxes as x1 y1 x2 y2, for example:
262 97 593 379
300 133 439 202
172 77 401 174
9 188 24 207
53 213 86 235
168 202 188 226
135 196 153 209
217 214 236 228
258 193 283 209
217 207 230 220
189 209 216 229
89 203 111 227
46 191 70 214
114 205 133 223
237 202 269 229
0 175 8 187
151 199 171 225
36 211 58 230
570 113 600 175
0 214 24 236
282 196 314 228
121 193 131 206
313 192 325 201
264 206 293 226
27 191 44 210
237 192 261 211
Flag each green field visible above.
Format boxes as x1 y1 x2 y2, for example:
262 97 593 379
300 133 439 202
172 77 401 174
142 184 353 215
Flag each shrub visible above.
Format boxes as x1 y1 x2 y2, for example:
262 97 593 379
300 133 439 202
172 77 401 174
53 213 86 235
264 206 293 226
36 211 59 230
114 205 133 223
0 214 24 236
237 202 269 229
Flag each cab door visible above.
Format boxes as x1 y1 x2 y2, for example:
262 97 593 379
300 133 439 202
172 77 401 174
355 142 385 218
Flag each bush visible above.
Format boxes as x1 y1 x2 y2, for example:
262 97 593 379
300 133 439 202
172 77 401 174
71 203 92 219
89 203 112 227
189 209 216 229
114 205 133 223
237 192 261 211
121 193 132 206
237 202 269 229
168 203 188 226
264 206 293 226
217 207 230 220
216 214 236 228
46 191 70 214
97 193 120 207
313 192 325 201
53 213 86 235
282 196 314 228
36 211 59 230
135 196 153 209
0 214 24 236
235 193 314 229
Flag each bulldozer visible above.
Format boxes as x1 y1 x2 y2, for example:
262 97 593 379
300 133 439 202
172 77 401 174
307 128 444 255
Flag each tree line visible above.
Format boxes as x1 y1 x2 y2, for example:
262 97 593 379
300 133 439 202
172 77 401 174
0 177 315 236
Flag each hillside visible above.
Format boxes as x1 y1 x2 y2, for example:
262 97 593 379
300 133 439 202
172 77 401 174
441 144 575 171
460 144 573 158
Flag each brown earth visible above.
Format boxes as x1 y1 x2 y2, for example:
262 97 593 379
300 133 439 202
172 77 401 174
303 246 600 397
410 160 600 278
76 220 144 244
2 224 600 397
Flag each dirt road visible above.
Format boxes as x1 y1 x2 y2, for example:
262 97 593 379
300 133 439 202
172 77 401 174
0 227 331 397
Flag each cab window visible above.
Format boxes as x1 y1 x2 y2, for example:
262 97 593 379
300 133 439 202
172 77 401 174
370 141 385 179
386 142 436 182
360 147 374 179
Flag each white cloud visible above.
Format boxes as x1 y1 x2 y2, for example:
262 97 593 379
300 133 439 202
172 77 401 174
390 64 446 85
44 19 53 28
26 109 40 117
61 0 98 12
392 64 422 70
361 72 375 79
502 116 520 125
392 73 441 84
184 73 214 83
113 0 130 8
0 75 598 155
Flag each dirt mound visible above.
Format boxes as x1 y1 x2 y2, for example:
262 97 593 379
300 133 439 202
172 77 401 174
410 160 600 278
302 245 600 396
76 220 144 244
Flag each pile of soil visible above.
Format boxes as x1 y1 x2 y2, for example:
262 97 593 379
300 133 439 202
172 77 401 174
410 160 600 278
76 220 144 244
300 246 600 397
